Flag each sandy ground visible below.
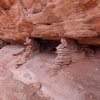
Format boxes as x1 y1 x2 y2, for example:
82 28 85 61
0 45 100 100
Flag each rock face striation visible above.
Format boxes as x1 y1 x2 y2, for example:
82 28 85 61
55 38 85 66
55 38 72 66
0 0 100 45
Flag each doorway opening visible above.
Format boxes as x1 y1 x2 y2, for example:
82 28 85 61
34 38 60 54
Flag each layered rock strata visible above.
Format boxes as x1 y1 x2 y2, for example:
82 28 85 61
55 38 85 66
55 38 71 66
13 37 40 69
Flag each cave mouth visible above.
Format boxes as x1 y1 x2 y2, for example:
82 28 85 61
35 38 60 53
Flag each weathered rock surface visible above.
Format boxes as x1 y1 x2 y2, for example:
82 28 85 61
0 45 100 100
55 38 85 66
0 0 100 45
0 69 48 100
0 45 86 100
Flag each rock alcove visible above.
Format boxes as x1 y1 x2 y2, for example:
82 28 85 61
35 38 60 53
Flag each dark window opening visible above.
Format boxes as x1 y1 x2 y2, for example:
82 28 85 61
34 38 60 53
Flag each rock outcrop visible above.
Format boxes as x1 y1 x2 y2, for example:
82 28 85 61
0 0 100 45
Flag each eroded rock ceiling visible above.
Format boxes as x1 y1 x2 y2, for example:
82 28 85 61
0 0 100 45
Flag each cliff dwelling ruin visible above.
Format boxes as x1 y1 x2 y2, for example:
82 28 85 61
0 0 100 100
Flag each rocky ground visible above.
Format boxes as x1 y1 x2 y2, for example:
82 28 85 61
0 45 99 100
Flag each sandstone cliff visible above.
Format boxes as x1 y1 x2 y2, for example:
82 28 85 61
0 0 100 45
